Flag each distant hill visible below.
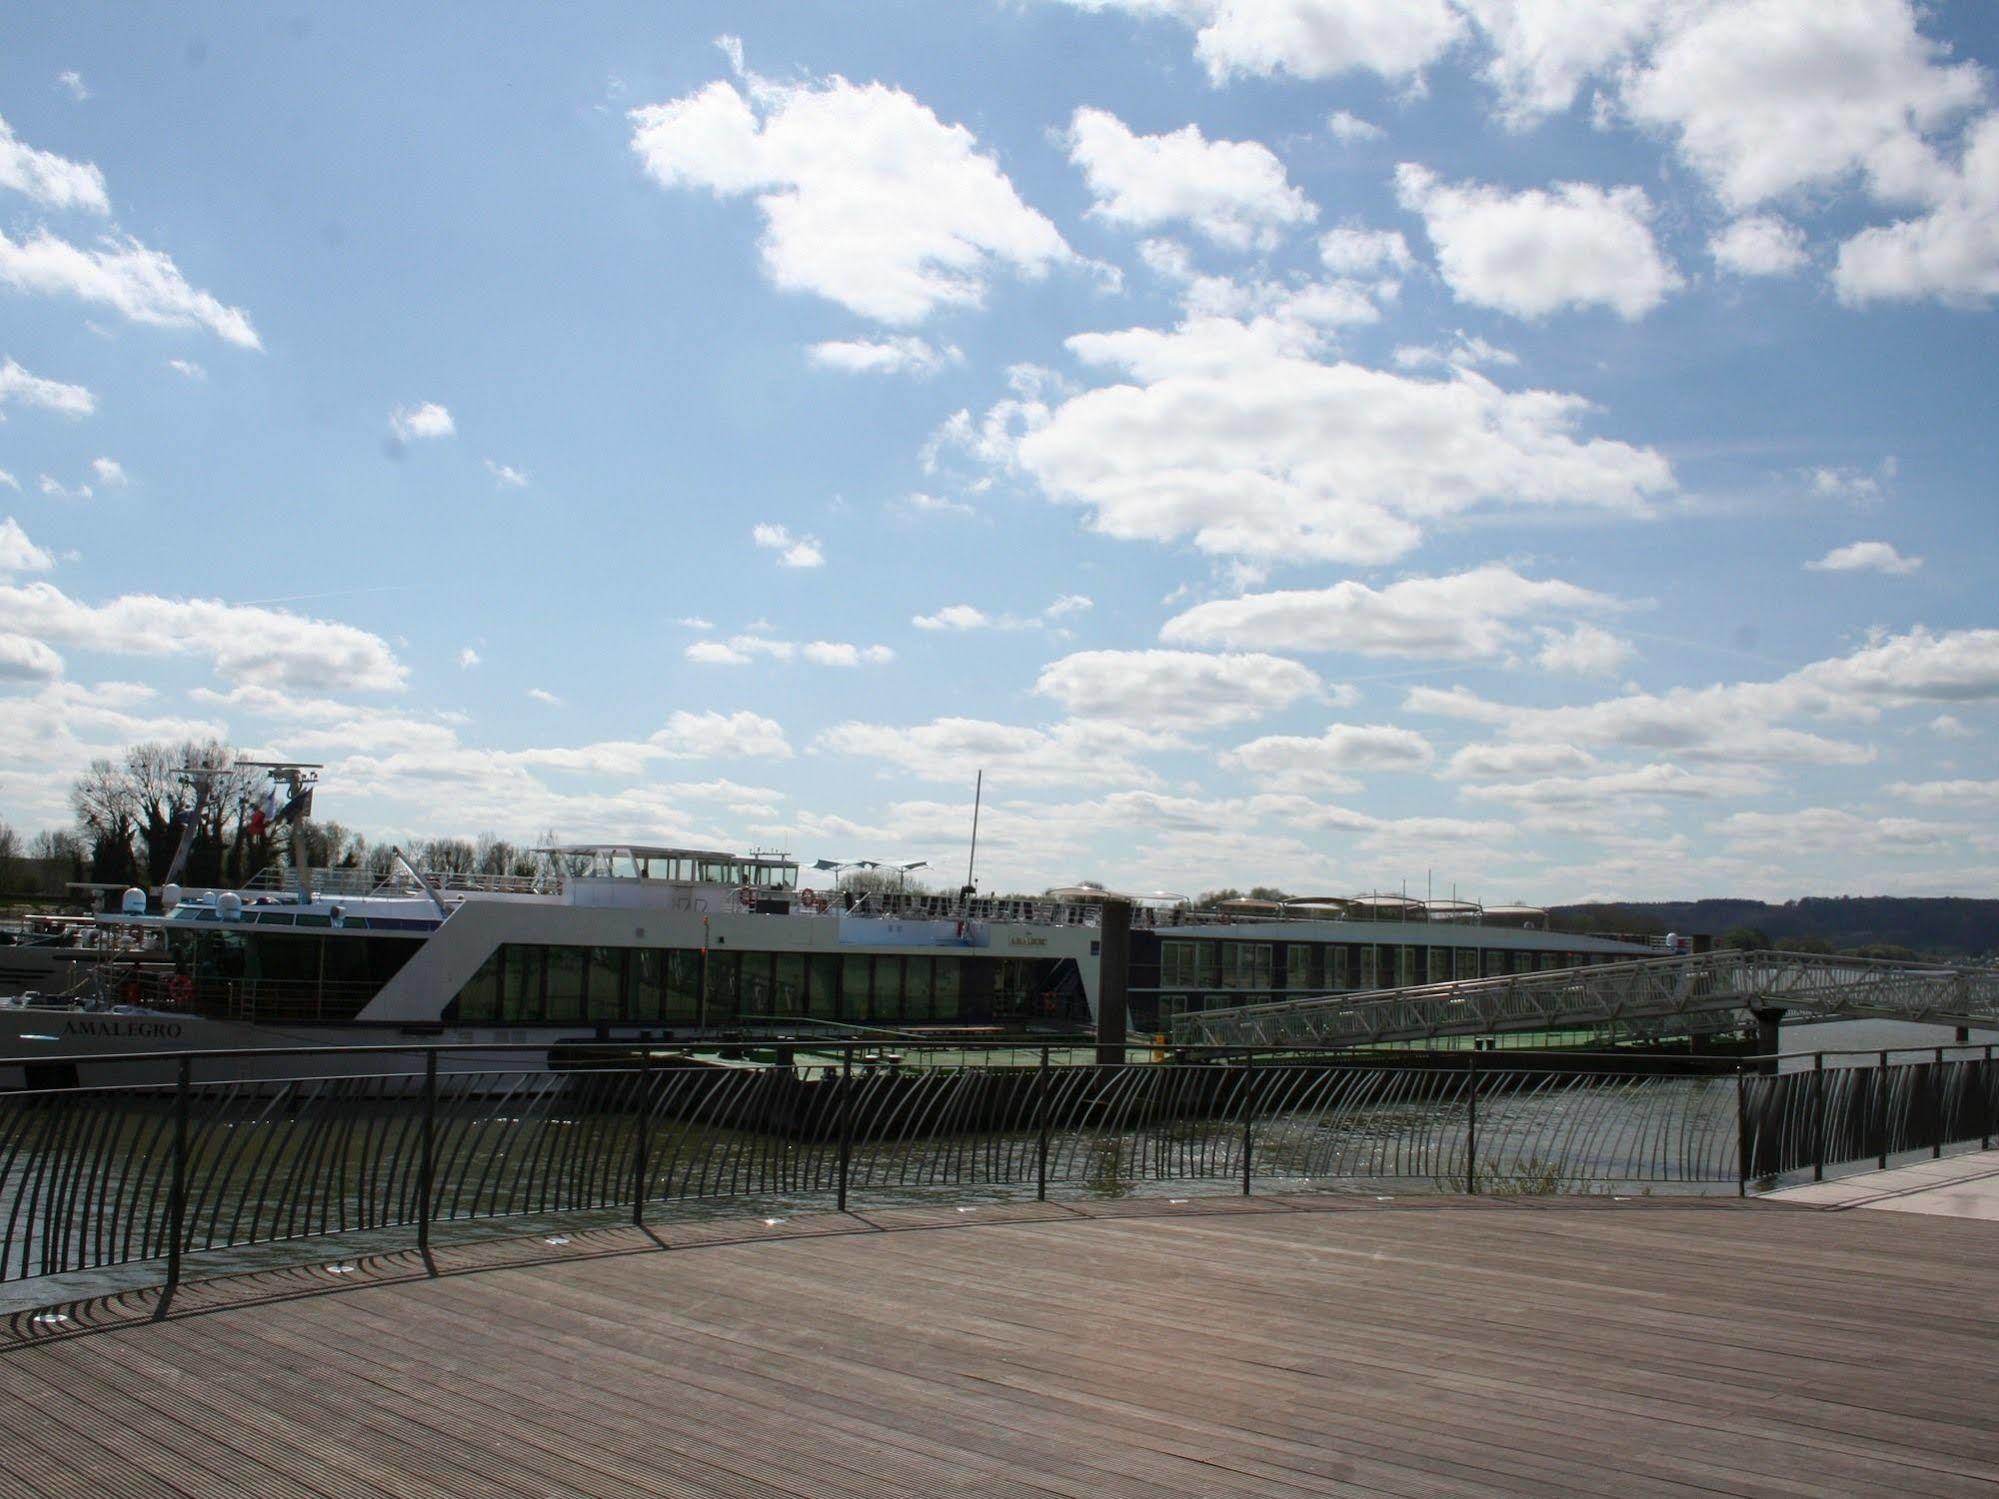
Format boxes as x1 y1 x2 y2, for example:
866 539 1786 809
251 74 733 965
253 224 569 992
1547 897 1999 961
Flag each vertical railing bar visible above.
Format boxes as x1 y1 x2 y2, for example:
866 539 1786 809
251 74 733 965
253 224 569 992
1734 1061 1748 1198
1036 1046 1050 1203
157 1056 190 1318
837 1049 853 1214
632 1049 652 1226
1878 1050 1889 1170
1812 1052 1825 1183
1240 1050 1255 1197
1465 1054 1479 1196
417 1050 437 1272
1933 1046 1944 1159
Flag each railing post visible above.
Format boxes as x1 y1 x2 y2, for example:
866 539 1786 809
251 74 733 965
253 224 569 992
1734 1061 1749 1197
1240 1050 1255 1197
1465 1053 1479 1196
631 1046 652 1227
837 1049 853 1214
158 1054 190 1317
1812 1052 1825 1183
1035 1046 1051 1202
1933 1046 1945 1159
1985 1045 1994 1152
1877 1050 1889 1170
417 1048 437 1271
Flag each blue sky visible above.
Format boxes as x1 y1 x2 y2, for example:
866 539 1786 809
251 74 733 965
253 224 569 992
3 0 1998 902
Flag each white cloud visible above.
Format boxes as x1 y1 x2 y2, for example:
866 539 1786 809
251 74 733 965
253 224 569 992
1045 594 1092 618
56 71 90 103
1223 723 1433 793
652 708 792 760
1889 777 1999 807
38 475 91 501
1034 649 1321 730
685 632 890 667
1050 0 1464 86
1805 541 1922 576
0 356 94 417
1008 325 1671 564
0 517 54 576
895 491 975 518
1809 465 1889 506
808 336 962 377
1392 333 1518 371
390 402 454 441
89 457 126 487
0 631 63 682
0 113 108 212
1534 622 1633 676
750 522 825 569
1929 714 1974 740
484 459 529 488
802 641 896 667
1317 224 1413 280
527 688 561 706
1455 0 1667 126
1162 565 1615 658
1712 806 1956 859
817 715 1171 789
0 580 407 692
1622 0 1983 211
1710 215 1809 277
457 647 481 669
1835 112 1999 307
0 229 259 346
1066 106 1315 251
1445 741 1596 780
913 604 996 631
1798 627 1999 705
1396 164 1680 319
1326 110 1383 143
675 616 715 631
165 358 205 381
629 71 1074 325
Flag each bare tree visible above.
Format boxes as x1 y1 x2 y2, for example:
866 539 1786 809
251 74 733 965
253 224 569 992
418 837 477 874
71 757 139 886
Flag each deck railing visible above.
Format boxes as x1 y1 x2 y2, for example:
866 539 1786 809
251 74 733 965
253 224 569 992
0 1042 1992 1295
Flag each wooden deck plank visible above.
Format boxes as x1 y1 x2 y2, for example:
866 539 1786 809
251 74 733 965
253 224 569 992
1 1200 1995 1498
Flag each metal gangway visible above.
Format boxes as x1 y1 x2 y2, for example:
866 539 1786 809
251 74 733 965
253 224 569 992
1172 949 1999 1049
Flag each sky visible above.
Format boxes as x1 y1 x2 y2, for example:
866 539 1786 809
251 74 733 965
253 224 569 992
2 0 1998 904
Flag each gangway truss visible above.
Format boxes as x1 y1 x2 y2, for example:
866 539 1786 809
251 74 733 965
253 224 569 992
1171 949 1999 1049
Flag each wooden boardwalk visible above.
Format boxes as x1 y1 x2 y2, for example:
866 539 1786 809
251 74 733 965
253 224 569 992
1 1196 1996 1497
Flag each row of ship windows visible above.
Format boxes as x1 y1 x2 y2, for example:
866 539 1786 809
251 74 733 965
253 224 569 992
1158 941 1601 991
451 943 1065 1025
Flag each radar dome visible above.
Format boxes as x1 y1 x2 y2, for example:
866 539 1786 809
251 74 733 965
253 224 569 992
120 887 146 915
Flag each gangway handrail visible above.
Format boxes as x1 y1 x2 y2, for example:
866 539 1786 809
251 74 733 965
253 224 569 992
1173 949 1999 1048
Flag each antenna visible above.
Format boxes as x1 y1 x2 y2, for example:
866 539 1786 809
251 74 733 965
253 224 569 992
962 770 983 900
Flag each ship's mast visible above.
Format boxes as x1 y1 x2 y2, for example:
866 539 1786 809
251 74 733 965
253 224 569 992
238 761 324 903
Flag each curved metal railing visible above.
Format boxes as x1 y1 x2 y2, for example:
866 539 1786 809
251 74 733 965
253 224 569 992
1 1043 1993 1290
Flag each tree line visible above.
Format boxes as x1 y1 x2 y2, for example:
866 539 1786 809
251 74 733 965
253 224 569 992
0 739 541 901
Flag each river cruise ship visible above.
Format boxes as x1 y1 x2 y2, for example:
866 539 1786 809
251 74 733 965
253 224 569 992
0 836 1661 1086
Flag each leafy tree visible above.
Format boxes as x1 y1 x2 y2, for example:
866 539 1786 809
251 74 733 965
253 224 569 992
1718 926 1770 952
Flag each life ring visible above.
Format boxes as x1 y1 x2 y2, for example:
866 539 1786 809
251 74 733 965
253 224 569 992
164 974 194 1006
